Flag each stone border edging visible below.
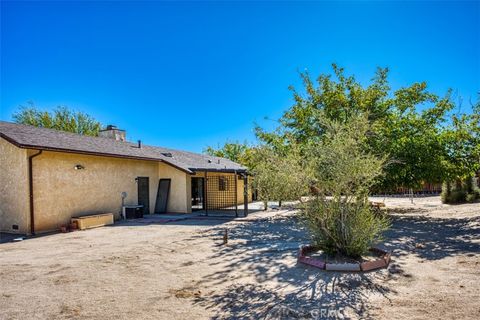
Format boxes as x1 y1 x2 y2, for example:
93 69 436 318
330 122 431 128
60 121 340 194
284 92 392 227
297 245 391 272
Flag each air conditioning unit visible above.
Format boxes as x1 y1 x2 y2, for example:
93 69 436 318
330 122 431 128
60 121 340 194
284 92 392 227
122 205 144 220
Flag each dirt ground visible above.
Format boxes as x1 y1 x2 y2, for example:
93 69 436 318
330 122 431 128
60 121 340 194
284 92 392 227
1 196 479 319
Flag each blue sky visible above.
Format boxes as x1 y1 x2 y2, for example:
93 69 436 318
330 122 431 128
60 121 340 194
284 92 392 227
1 1 479 152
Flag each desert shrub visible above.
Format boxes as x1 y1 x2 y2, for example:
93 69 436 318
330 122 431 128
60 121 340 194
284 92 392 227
475 189 480 199
472 178 480 199
449 190 467 203
466 193 477 203
465 176 475 194
299 115 390 257
302 197 389 257
440 181 452 204
442 177 479 204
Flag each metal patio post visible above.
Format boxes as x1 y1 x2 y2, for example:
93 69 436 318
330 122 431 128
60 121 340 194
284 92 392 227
234 170 238 217
204 171 208 216
243 174 249 217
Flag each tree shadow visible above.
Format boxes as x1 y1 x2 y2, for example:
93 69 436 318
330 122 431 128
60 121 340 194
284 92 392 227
195 272 392 319
187 214 394 319
382 210 480 261
175 206 479 318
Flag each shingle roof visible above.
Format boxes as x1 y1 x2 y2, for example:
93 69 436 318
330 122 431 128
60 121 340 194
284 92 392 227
0 121 247 174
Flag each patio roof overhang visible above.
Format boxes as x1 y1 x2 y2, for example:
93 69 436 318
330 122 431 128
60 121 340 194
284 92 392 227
191 168 249 174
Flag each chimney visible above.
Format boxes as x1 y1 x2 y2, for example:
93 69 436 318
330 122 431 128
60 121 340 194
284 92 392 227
99 125 126 142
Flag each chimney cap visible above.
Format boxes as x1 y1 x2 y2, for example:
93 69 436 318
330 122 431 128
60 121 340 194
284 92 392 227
100 124 125 132
99 124 126 141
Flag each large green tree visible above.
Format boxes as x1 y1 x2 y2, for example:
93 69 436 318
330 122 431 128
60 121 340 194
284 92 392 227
13 103 102 136
441 100 480 181
255 65 465 190
206 65 478 195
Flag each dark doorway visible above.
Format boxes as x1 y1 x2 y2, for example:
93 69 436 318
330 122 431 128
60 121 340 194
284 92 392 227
191 177 205 210
155 179 171 213
137 177 150 214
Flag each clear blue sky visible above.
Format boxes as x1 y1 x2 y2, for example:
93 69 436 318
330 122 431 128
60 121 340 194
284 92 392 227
1 1 479 152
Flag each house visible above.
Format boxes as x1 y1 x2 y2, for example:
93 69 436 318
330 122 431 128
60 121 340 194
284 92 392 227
0 121 252 235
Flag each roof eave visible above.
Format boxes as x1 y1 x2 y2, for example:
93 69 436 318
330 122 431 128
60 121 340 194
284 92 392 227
0 133 193 174
191 168 248 174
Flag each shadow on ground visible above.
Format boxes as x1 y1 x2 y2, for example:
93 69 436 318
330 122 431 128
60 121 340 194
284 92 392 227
185 213 393 319
383 210 480 261
0 232 21 244
183 206 480 319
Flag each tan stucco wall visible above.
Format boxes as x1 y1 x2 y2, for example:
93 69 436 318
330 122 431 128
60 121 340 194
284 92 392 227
31 151 160 232
1 137 251 234
158 162 191 213
237 176 253 204
0 138 30 233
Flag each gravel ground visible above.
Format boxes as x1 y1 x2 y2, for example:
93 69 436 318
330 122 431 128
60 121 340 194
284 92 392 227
0 197 479 319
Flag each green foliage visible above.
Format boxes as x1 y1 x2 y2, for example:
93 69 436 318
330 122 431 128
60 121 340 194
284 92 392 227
299 115 389 257
474 189 480 200
13 102 102 136
206 141 311 206
251 145 310 205
209 66 478 194
204 65 478 257
204 141 256 169
440 181 452 203
302 198 390 257
449 190 467 203
376 91 452 189
205 141 311 206
306 114 385 196
466 193 477 203
207 65 478 223
255 64 478 191
441 177 480 204
440 102 480 182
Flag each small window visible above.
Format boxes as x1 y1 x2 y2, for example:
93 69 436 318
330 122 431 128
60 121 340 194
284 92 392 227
219 177 228 191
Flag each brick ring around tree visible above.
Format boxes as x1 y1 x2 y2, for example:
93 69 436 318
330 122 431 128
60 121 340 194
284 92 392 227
297 245 392 272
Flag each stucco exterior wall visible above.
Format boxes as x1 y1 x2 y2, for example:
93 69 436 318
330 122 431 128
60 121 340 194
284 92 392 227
1 138 248 234
237 176 253 204
32 151 161 232
158 162 191 213
0 138 29 234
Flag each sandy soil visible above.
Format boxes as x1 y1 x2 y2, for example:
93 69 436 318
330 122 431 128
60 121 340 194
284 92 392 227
0 197 479 319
